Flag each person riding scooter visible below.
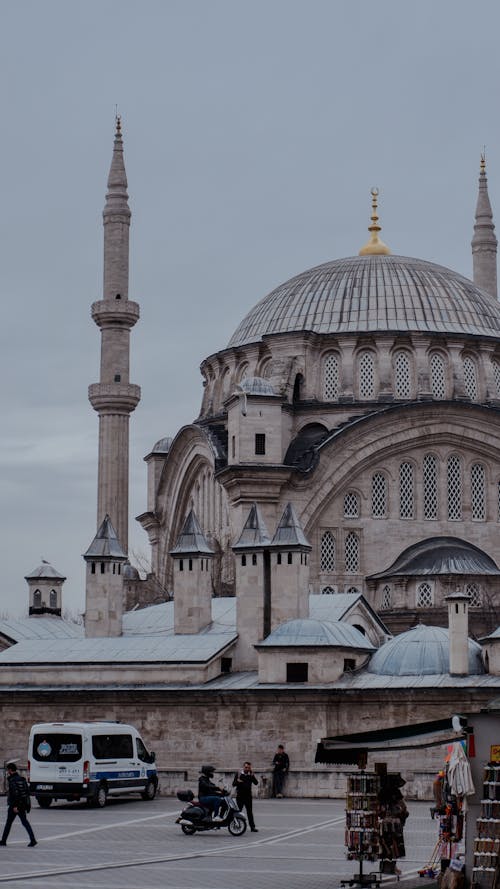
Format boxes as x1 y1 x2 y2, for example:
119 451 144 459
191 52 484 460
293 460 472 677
198 765 225 821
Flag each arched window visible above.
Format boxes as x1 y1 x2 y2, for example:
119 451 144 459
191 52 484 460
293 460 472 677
416 582 433 607
447 455 462 520
471 463 486 521
423 454 438 520
465 582 482 607
321 586 336 595
430 353 446 399
346 587 361 594
324 354 339 400
49 589 57 609
345 532 359 573
320 532 335 572
382 585 392 609
343 492 360 518
463 356 478 399
292 373 303 403
221 368 231 397
33 589 41 608
394 351 411 398
358 352 375 399
371 472 387 518
399 461 414 519
492 359 500 397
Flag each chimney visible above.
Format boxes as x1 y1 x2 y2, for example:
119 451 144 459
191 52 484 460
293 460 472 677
445 589 470 675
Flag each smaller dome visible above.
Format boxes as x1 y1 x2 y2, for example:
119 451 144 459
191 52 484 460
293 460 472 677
258 618 374 649
237 377 276 396
152 437 173 454
367 625 485 676
25 561 65 581
123 562 140 581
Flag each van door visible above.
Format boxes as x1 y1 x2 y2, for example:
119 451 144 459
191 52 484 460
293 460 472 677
91 733 142 792
31 732 83 790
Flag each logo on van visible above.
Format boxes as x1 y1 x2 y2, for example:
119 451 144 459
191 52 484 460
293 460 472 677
37 740 52 757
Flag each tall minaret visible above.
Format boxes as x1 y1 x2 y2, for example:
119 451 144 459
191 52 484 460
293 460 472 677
88 118 141 553
472 154 497 298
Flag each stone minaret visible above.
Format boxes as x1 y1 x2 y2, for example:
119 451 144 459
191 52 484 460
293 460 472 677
472 154 497 298
88 118 140 553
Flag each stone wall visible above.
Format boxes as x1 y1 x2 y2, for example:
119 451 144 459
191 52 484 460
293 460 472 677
0 684 490 799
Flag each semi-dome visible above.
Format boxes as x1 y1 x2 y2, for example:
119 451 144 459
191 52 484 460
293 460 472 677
367 625 485 676
258 618 375 649
228 254 500 348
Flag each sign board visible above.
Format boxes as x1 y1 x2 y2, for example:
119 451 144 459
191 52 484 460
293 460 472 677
490 745 500 763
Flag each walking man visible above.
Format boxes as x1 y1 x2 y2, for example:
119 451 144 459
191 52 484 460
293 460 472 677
233 761 259 832
0 763 37 847
272 744 290 798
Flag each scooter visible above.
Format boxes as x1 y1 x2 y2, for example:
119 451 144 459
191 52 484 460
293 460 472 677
176 789 247 835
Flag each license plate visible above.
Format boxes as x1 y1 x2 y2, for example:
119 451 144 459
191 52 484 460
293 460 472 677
36 784 53 790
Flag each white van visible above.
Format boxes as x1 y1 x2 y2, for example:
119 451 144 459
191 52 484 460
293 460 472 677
28 721 158 808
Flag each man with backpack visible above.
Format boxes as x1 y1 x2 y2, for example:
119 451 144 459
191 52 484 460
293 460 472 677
0 763 37 847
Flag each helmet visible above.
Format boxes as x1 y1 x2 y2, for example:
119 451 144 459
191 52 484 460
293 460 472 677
200 764 215 778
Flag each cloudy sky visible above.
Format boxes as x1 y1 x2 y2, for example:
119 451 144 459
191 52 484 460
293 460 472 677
2 0 500 616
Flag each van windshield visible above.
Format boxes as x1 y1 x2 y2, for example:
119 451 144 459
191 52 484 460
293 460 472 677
32 733 82 762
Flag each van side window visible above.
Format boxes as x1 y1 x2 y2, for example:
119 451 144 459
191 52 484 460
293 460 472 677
136 737 152 763
92 733 133 759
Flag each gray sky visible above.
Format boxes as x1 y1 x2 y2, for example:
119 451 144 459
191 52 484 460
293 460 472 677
2 0 500 616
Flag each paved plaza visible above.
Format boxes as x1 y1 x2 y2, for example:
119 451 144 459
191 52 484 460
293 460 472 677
0 796 438 889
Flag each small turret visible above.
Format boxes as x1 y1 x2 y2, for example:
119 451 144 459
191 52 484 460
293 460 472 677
25 560 66 617
83 515 127 637
472 153 497 298
269 503 311 630
444 589 470 676
171 510 214 634
233 504 272 669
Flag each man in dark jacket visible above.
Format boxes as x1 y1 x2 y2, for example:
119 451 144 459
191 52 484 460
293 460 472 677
198 765 224 821
0 763 37 847
272 744 290 798
233 761 258 831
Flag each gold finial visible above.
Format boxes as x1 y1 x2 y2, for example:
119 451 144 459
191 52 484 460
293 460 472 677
115 107 121 136
480 149 486 175
359 187 391 256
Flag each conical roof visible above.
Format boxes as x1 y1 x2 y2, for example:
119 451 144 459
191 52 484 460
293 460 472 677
233 503 271 550
270 503 311 549
170 509 214 556
83 515 127 560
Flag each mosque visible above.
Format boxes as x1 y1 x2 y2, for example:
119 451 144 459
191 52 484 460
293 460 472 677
0 122 499 791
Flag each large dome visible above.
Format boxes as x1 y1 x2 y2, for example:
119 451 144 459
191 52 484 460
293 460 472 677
228 254 500 348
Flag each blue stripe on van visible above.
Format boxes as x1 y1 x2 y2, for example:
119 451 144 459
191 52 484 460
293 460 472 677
91 770 141 780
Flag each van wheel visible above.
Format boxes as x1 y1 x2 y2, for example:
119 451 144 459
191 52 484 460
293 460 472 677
95 785 108 808
141 780 157 801
36 796 52 808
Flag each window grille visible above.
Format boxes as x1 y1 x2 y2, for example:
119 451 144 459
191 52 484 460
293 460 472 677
463 356 478 399
33 589 41 607
321 586 336 595
255 433 266 455
465 582 482 607
382 585 391 609
417 582 433 607
394 351 411 398
320 531 335 572
498 480 500 521
430 353 446 399
471 463 486 521
423 454 438 520
359 352 375 399
447 455 462 520
346 586 360 594
344 492 359 518
492 360 500 397
324 354 339 400
345 532 359 573
399 461 414 519
372 472 387 518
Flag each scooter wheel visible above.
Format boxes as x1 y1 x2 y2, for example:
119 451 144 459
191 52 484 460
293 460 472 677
181 823 196 835
228 815 247 836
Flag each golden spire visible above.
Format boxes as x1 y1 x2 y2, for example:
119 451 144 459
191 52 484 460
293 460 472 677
359 187 391 255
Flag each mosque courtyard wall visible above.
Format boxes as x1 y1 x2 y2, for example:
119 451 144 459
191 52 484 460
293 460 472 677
0 683 492 799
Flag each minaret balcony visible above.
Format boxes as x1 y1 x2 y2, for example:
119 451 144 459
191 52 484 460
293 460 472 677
88 382 141 413
91 300 140 329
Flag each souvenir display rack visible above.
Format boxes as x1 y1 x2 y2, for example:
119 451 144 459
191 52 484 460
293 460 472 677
342 772 382 888
471 763 500 888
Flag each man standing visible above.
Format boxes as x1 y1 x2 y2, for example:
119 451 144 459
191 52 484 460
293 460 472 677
272 744 290 798
233 761 259 832
0 763 37 847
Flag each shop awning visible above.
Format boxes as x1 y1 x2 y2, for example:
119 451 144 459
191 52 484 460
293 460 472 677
315 716 468 765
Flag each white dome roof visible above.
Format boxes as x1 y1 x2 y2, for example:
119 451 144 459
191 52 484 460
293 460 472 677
367 625 485 676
